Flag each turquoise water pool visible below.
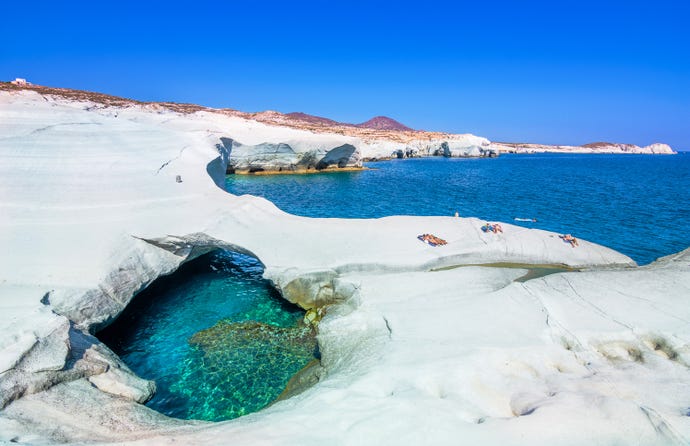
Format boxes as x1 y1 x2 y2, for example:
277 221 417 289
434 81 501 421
226 153 690 265
97 251 317 421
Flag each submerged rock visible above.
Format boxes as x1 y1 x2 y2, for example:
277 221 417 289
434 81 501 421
178 320 318 421
189 320 316 358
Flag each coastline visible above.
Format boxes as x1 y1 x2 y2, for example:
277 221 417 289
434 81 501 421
493 141 676 155
228 166 370 175
2 87 690 445
1 83 675 171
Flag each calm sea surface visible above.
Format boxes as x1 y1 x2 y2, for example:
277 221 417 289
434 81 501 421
226 153 690 266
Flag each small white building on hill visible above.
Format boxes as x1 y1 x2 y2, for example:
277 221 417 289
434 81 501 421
10 78 30 86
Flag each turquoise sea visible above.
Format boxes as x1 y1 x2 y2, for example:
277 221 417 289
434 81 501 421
226 153 690 266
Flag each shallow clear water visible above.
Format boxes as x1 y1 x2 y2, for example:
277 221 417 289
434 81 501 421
226 153 690 265
98 251 316 421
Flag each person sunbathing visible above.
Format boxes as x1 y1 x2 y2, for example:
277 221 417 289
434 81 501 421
433 235 447 245
418 233 447 246
482 222 502 233
561 233 579 247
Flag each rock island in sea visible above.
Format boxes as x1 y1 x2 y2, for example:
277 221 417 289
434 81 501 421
0 82 688 445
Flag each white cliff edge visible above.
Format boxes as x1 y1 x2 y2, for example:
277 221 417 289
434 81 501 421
493 141 676 155
1 88 689 445
360 134 498 160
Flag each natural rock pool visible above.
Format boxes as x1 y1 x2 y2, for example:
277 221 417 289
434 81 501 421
97 250 318 421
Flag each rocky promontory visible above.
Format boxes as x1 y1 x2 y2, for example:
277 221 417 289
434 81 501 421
494 141 676 155
243 110 499 162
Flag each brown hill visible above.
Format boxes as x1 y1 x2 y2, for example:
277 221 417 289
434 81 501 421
285 112 342 127
286 112 414 132
356 116 413 131
0 82 433 144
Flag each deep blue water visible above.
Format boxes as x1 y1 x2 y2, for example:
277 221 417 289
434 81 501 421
226 153 690 265
98 251 316 421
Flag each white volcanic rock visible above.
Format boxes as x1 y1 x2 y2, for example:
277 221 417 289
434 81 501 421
428 135 493 157
359 139 409 159
154 108 364 174
209 103 676 159
1 88 688 445
644 142 676 154
493 141 677 155
361 134 496 160
224 134 362 173
214 114 364 173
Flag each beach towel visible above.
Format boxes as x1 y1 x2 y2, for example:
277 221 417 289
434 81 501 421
417 234 446 247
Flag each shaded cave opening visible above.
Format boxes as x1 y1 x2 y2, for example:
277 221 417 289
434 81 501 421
97 250 318 421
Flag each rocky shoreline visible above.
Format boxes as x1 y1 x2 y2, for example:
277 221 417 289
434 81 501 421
1 85 689 445
494 141 676 155
3 83 674 180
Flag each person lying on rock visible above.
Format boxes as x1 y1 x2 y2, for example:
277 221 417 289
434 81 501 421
418 233 447 246
560 233 579 247
482 222 503 233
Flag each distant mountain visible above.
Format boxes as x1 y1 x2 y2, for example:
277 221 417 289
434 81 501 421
356 116 413 131
285 112 341 127
285 112 414 132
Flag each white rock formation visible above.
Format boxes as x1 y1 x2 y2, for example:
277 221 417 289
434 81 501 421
492 141 676 154
198 111 364 173
224 135 362 173
1 88 689 445
644 142 676 154
361 134 496 160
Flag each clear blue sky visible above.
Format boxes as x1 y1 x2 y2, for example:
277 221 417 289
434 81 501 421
2 0 689 149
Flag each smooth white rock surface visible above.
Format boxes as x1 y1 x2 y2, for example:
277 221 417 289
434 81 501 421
1 89 688 445
360 134 495 160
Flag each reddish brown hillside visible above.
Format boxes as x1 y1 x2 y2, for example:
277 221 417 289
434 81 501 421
0 82 435 144
356 116 413 131
285 112 342 127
